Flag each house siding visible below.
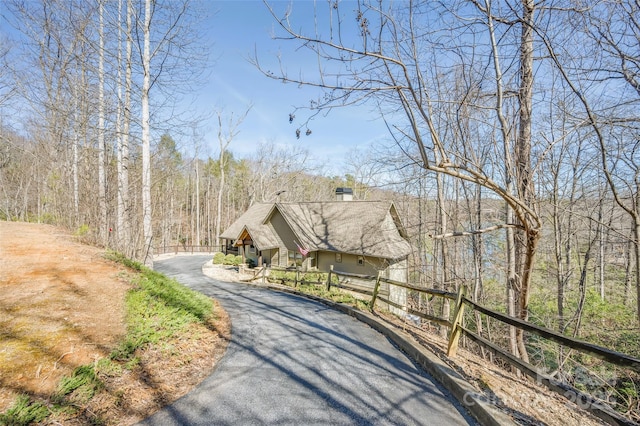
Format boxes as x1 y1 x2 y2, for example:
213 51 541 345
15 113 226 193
269 210 296 266
315 251 408 315
317 251 381 276
269 249 279 266
242 242 258 266
256 248 279 267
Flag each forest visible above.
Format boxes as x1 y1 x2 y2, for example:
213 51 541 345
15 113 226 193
1 0 639 420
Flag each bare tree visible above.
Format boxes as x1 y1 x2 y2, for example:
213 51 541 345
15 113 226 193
115 0 133 255
214 108 250 248
257 0 542 359
98 0 108 245
538 0 640 324
139 0 153 264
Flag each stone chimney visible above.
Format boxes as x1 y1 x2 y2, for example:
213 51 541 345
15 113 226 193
335 187 353 201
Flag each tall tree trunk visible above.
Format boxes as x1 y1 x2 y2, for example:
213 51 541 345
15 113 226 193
506 206 520 359
72 85 79 220
436 171 450 338
624 228 634 306
597 201 605 300
207 175 212 247
116 0 126 251
484 0 522 359
634 213 640 326
215 153 225 250
141 0 153 265
196 160 200 246
574 243 593 337
98 0 107 246
514 0 536 364
121 0 132 256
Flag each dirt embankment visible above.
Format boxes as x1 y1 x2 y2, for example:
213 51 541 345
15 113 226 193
0 222 131 408
0 222 230 424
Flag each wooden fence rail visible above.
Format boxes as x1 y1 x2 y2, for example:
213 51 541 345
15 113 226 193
263 265 328 287
379 277 458 300
461 296 640 372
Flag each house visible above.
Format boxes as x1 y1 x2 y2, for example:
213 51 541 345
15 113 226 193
220 188 412 283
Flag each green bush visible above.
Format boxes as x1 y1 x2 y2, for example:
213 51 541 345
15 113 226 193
212 252 225 264
233 255 243 266
223 254 236 265
74 224 90 237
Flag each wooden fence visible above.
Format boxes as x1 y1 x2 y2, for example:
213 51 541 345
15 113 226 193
256 264 640 425
155 245 220 255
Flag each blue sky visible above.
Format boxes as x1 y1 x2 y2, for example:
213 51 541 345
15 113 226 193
0 0 391 176
193 1 390 174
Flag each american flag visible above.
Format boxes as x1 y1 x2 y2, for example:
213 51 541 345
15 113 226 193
294 241 309 257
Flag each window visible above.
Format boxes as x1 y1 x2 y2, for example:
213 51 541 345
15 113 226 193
309 251 317 268
358 256 364 266
288 250 302 267
335 253 342 263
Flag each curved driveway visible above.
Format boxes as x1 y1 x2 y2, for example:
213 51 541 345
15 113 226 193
139 255 475 425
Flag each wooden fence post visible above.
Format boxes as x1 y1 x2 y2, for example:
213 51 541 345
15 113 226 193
447 285 466 358
262 266 266 284
370 271 382 312
295 266 299 288
326 265 333 291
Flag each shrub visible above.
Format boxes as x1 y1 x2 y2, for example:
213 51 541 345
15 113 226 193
212 252 225 264
74 224 90 237
223 254 236 265
233 255 243 266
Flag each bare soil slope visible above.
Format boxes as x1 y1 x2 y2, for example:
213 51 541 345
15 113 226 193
0 222 130 407
0 222 230 424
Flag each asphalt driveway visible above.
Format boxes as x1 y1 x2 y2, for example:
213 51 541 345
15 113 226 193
139 255 475 425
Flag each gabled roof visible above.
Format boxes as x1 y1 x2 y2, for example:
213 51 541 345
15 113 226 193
222 201 412 260
220 203 280 250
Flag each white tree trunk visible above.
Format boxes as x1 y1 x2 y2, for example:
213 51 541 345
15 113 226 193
215 155 224 250
141 0 153 266
485 0 520 359
436 171 450 338
116 0 125 251
196 160 200 246
121 0 132 255
72 85 79 219
98 0 107 245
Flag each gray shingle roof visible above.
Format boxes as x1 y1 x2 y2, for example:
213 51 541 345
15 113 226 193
220 203 280 250
222 201 411 260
